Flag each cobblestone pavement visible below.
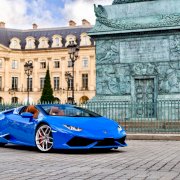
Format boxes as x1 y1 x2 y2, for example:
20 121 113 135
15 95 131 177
0 140 180 180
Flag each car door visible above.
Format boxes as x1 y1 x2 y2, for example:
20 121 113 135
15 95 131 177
6 112 36 145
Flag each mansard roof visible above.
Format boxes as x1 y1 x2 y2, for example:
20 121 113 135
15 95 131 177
0 26 93 49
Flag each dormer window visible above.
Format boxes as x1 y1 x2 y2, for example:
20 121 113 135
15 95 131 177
80 33 91 46
28 40 32 48
65 34 77 47
25 36 36 49
38 37 49 48
52 35 62 48
55 38 59 45
9 37 21 49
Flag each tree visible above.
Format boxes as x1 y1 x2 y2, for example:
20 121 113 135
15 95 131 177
40 66 54 103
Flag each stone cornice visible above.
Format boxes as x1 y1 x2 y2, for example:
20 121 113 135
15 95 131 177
90 4 180 35
112 0 155 4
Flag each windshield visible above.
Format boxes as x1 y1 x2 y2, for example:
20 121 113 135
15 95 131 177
40 105 101 117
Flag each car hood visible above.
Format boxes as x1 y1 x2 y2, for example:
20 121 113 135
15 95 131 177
46 116 118 131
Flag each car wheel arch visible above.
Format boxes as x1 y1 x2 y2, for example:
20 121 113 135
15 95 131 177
35 122 50 132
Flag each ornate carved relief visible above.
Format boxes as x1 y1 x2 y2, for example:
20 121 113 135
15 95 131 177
169 35 180 60
96 40 119 65
96 61 180 95
131 63 156 76
93 5 180 32
96 64 131 95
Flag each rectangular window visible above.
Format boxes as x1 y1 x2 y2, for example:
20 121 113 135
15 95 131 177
68 79 73 90
82 57 88 68
82 74 88 90
0 76 2 90
68 60 72 67
54 77 59 90
0 59 2 68
40 61 46 69
12 60 18 69
27 77 33 91
12 77 18 90
40 77 45 90
54 60 60 68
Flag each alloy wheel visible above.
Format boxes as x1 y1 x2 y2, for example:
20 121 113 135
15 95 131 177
35 124 53 152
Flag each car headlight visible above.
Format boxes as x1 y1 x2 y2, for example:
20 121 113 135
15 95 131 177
118 125 122 131
64 124 82 132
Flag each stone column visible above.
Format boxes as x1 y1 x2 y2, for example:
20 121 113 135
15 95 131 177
33 58 38 92
61 57 66 103
89 55 95 91
20 59 25 92
4 58 10 92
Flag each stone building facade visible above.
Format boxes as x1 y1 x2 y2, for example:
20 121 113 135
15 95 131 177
0 20 95 104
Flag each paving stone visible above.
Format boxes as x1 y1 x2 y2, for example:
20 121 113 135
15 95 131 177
0 140 180 180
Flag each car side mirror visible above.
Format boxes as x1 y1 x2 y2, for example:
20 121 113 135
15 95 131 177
21 112 33 121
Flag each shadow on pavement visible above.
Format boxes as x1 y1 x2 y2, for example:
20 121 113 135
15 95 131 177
1 144 126 154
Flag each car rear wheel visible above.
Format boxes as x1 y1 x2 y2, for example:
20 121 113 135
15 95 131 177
35 124 53 152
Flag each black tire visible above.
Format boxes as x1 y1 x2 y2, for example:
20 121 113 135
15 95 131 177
0 143 6 147
35 124 53 152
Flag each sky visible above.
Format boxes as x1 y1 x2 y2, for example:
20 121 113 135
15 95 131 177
0 0 113 29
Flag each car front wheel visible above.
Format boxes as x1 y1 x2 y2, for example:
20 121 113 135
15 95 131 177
35 124 53 152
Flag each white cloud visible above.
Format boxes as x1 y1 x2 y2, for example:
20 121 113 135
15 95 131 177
0 0 58 29
0 0 113 29
61 0 113 26
0 0 28 28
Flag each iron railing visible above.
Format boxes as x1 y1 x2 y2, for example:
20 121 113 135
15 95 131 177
81 101 180 134
0 101 179 134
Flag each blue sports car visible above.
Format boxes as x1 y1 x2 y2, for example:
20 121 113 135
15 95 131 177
0 104 127 152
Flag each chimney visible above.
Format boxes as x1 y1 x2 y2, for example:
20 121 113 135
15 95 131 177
0 22 5 28
82 19 91 26
32 23 38 29
69 20 76 27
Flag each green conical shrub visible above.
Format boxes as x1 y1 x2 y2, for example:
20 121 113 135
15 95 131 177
40 66 54 103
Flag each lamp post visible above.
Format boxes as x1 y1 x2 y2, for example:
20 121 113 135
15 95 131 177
65 71 73 103
24 60 33 105
67 41 79 104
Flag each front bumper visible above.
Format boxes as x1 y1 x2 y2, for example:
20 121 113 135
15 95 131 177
52 130 127 149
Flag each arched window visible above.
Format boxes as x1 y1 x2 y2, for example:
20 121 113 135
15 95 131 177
65 34 77 47
79 96 89 104
9 37 21 49
52 35 62 47
25 36 36 49
38 37 49 48
54 97 60 104
80 33 91 46
12 97 18 104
